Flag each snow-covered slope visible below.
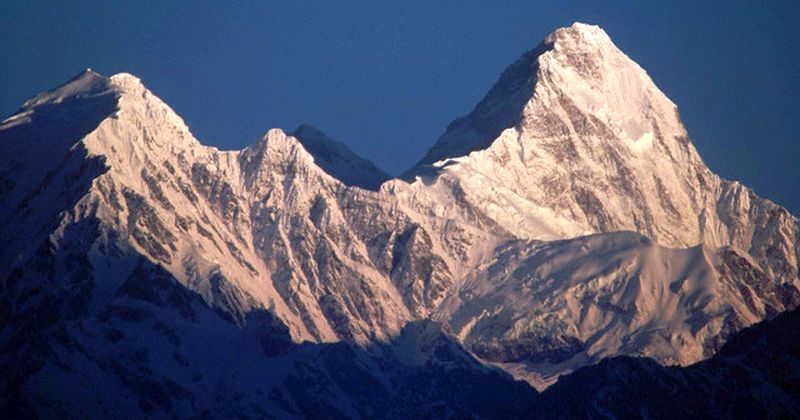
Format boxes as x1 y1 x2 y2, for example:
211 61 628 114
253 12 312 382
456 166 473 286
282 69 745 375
434 232 799 388
0 71 529 416
390 24 800 385
403 23 799 281
1 22 799 416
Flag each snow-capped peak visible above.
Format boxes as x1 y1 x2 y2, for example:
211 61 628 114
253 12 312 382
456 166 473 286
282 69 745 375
109 72 148 95
17 70 152 113
399 22 799 277
413 22 670 168
545 22 614 50
532 22 679 153
1 24 798 408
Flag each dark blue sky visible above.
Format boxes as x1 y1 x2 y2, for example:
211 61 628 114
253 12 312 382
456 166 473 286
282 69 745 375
2 1 798 212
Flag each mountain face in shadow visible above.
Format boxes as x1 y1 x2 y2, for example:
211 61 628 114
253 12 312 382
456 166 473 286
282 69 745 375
535 307 800 419
1 253 535 418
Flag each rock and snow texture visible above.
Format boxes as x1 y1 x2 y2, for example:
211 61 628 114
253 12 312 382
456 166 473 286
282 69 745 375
405 23 799 280
1 22 799 416
393 22 799 384
434 232 799 388
0 68 457 348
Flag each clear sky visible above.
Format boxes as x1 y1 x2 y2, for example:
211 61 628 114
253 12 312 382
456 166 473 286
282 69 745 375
1 1 798 212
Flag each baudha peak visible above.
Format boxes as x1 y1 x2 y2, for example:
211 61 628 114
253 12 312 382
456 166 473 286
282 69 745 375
289 124 391 190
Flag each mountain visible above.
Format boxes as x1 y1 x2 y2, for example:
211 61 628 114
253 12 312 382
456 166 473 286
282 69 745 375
395 21 800 386
1 23 798 417
405 23 799 266
290 124 391 191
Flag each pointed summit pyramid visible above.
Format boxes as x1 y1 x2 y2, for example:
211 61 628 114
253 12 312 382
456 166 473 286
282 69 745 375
403 23 798 275
387 23 800 389
415 23 683 166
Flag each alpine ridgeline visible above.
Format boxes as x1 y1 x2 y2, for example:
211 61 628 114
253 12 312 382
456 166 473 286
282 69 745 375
1 23 798 416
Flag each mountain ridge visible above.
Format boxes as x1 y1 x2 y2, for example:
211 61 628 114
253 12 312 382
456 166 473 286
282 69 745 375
1 22 798 416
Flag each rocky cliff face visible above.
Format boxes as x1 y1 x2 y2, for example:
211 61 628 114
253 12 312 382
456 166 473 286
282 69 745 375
1 22 798 417
0 70 454 346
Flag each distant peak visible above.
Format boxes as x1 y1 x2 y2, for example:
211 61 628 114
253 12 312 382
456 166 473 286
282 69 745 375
291 124 330 144
289 124 391 191
289 124 338 147
79 68 101 78
21 68 114 110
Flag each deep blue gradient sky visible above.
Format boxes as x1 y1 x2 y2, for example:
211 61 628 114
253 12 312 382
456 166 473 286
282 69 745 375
2 1 798 212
